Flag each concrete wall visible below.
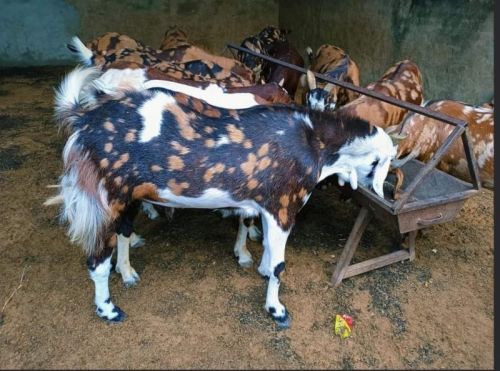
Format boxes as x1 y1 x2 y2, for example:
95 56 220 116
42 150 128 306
0 0 279 67
279 0 494 104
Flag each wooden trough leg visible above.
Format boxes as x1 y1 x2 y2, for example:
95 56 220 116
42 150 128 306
331 206 372 287
408 230 417 261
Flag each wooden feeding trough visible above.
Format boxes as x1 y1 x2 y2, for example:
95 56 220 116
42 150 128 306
227 44 481 286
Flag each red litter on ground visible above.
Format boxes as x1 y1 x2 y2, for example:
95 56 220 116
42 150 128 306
334 314 354 338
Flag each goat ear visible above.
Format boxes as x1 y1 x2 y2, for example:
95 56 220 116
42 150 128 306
306 70 316 89
324 83 335 93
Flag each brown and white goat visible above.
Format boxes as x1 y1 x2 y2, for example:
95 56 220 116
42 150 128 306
159 25 190 50
337 60 424 128
391 99 494 188
67 33 255 84
299 44 361 110
49 67 396 328
238 26 304 97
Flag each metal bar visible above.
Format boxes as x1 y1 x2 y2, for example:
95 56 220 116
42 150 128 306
228 43 467 128
461 129 481 190
392 124 465 211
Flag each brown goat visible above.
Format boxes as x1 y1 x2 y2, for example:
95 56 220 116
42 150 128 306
392 99 494 188
299 44 360 109
338 60 424 128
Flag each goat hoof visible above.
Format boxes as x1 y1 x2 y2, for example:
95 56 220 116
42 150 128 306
123 274 140 288
257 265 271 279
107 306 126 322
238 258 253 268
97 304 126 323
272 310 291 329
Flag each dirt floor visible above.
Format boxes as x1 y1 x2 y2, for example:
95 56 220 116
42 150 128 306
0 67 494 369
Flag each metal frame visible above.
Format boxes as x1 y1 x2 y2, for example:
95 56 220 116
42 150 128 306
229 44 481 285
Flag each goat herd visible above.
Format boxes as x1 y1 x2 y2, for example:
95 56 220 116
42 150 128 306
45 25 494 328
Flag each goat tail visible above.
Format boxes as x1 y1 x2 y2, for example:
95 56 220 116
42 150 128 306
49 132 114 257
54 65 101 132
67 36 94 66
305 46 314 64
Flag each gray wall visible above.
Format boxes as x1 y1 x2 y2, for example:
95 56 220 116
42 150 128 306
279 0 494 104
0 0 279 66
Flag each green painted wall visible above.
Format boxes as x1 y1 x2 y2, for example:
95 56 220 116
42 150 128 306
0 0 279 67
279 0 494 105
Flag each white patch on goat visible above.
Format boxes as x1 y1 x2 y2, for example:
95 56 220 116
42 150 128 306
475 113 492 124
130 232 145 248
144 80 260 109
116 234 140 287
89 256 120 320
157 188 260 217
319 127 396 198
293 112 313 129
260 210 290 319
276 130 285 135
215 135 230 147
234 217 253 267
307 94 326 112
477 140 494 168
139 92 176 142
92 68 147 96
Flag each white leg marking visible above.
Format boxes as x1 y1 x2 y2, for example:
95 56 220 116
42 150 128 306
116 234 140 287
234 217 253 268
141 201 160 220
261 210 290 326
89 256 123 321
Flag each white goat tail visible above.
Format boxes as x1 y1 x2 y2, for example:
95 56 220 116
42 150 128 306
54 66 101 132
50 132 113 257
67 36 94 66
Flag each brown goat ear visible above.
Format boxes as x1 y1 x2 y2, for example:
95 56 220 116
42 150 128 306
306 70 316 89
324 83 335 93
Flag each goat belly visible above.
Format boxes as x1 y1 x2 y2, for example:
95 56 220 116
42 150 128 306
73 90 318 229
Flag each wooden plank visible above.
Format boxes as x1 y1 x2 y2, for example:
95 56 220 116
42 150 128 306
343 250 411 279
331 207 372 287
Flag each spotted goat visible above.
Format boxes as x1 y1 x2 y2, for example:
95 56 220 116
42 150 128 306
48 66 397 328
67 32 255 86
238 26 304 97
298 44 361 110
337 60 424 128
390 99 494 188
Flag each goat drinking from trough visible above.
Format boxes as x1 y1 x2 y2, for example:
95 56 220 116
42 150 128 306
299 44 361 110
49 66 397 328
391 99 494 188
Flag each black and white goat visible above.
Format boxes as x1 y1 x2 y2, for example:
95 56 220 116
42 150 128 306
49 67 396 328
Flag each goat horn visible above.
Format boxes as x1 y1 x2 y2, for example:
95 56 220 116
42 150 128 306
391 148 420 169
306 70 316 90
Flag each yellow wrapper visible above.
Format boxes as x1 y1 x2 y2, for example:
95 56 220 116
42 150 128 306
334 314 352 338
